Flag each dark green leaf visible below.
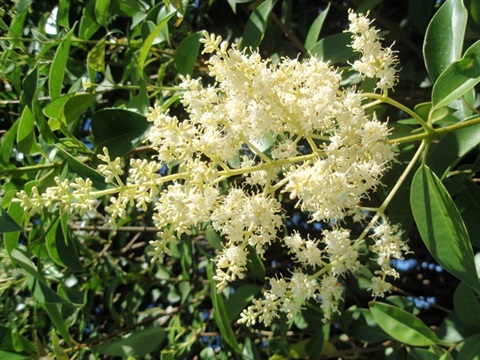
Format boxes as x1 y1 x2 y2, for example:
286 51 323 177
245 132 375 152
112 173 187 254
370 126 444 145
57 0 70 28
241 0 278 50
44 93 97 129
432 41 480 109
423 0 467 82
0 207 22 233
309 33 354 64
304 4 330 51
347 307 389 343
456 181 480 248
91 108 149 158
45 215 83 271
411 165 480 293
457 333 480 360
369 301 444 346
44 303 74 347
427 122 480 179
174 31 202 76
454 282 480 328
49 27 75 100
96 327 165 357
22 67 37 109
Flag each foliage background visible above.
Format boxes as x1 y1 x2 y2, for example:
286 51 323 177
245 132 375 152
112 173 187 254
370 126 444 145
1 0 480 359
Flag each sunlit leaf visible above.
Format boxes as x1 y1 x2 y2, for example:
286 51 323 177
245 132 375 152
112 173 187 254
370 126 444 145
423 0 467 82
49 27 75 99
304 3 330 51
411 165 480 293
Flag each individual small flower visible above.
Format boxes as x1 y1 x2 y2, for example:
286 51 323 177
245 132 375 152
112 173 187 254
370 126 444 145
370 275 392 298
97 147 124 184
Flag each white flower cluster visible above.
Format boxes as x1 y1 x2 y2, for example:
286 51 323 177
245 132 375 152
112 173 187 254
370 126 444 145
14 12 406 325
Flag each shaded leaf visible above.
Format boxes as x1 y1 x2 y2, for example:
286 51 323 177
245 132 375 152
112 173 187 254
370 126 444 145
0 207 22 233
453 282 480 328
91 108 149 158
309 33 354 64
304 3 330 51
96 327 165 357
174 31 202 76
411 165 480 293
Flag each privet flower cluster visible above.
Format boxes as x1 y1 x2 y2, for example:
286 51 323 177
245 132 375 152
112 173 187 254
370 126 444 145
15 12 408 325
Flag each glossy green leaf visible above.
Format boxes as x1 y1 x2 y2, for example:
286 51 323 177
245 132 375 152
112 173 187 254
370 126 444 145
49 27 74 100
304 3 330 51
427 122 480 179
17 106 39 154
309 33 354 64
369 301 442 346
87 37 106 72
174 31 202 76
22 67 37 108
411 165 480 293
457 333 480 360
94 0 111 26
96 327 165 357
137 12 175 71
423 0 467 82
241 0 278 50
45 215 83 271
454 282 480 328
207 263 241 353
0 207 22 233
91 108 149 158
432 41 480 109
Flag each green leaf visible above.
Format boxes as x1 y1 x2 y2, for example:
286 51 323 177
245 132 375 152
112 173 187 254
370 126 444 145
79 3 101 40
304 3 330 51
432 40 480 109
454 282 480 328
0 207 22 233
87 37 106 72
174 31 202 76
45 215 83 271
44 93 97 128
51 330 68 360
137 12 175 71
16 106 39 154
44 303 74 347
457 333 480 360
207 263 241 353
369 301 444 346
57 0 70 28
456 181 480 248
0 119 19 165
241 0 278 50
427 122 480 179
347 307 389 343
95 0 111 26
22 67 38 109
411 165 480 293
96 327 165 357
91 108 149 158
49 27 75 100
309 33 354 64
423 0 467 82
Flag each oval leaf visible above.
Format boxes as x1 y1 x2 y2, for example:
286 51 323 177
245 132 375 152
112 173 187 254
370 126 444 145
432 40 480 109
369 301 441 346
453 282 480 328
411 165 480 293
174 31 202 76
423 0 467 82
49 27 74 99
91 108 149 158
